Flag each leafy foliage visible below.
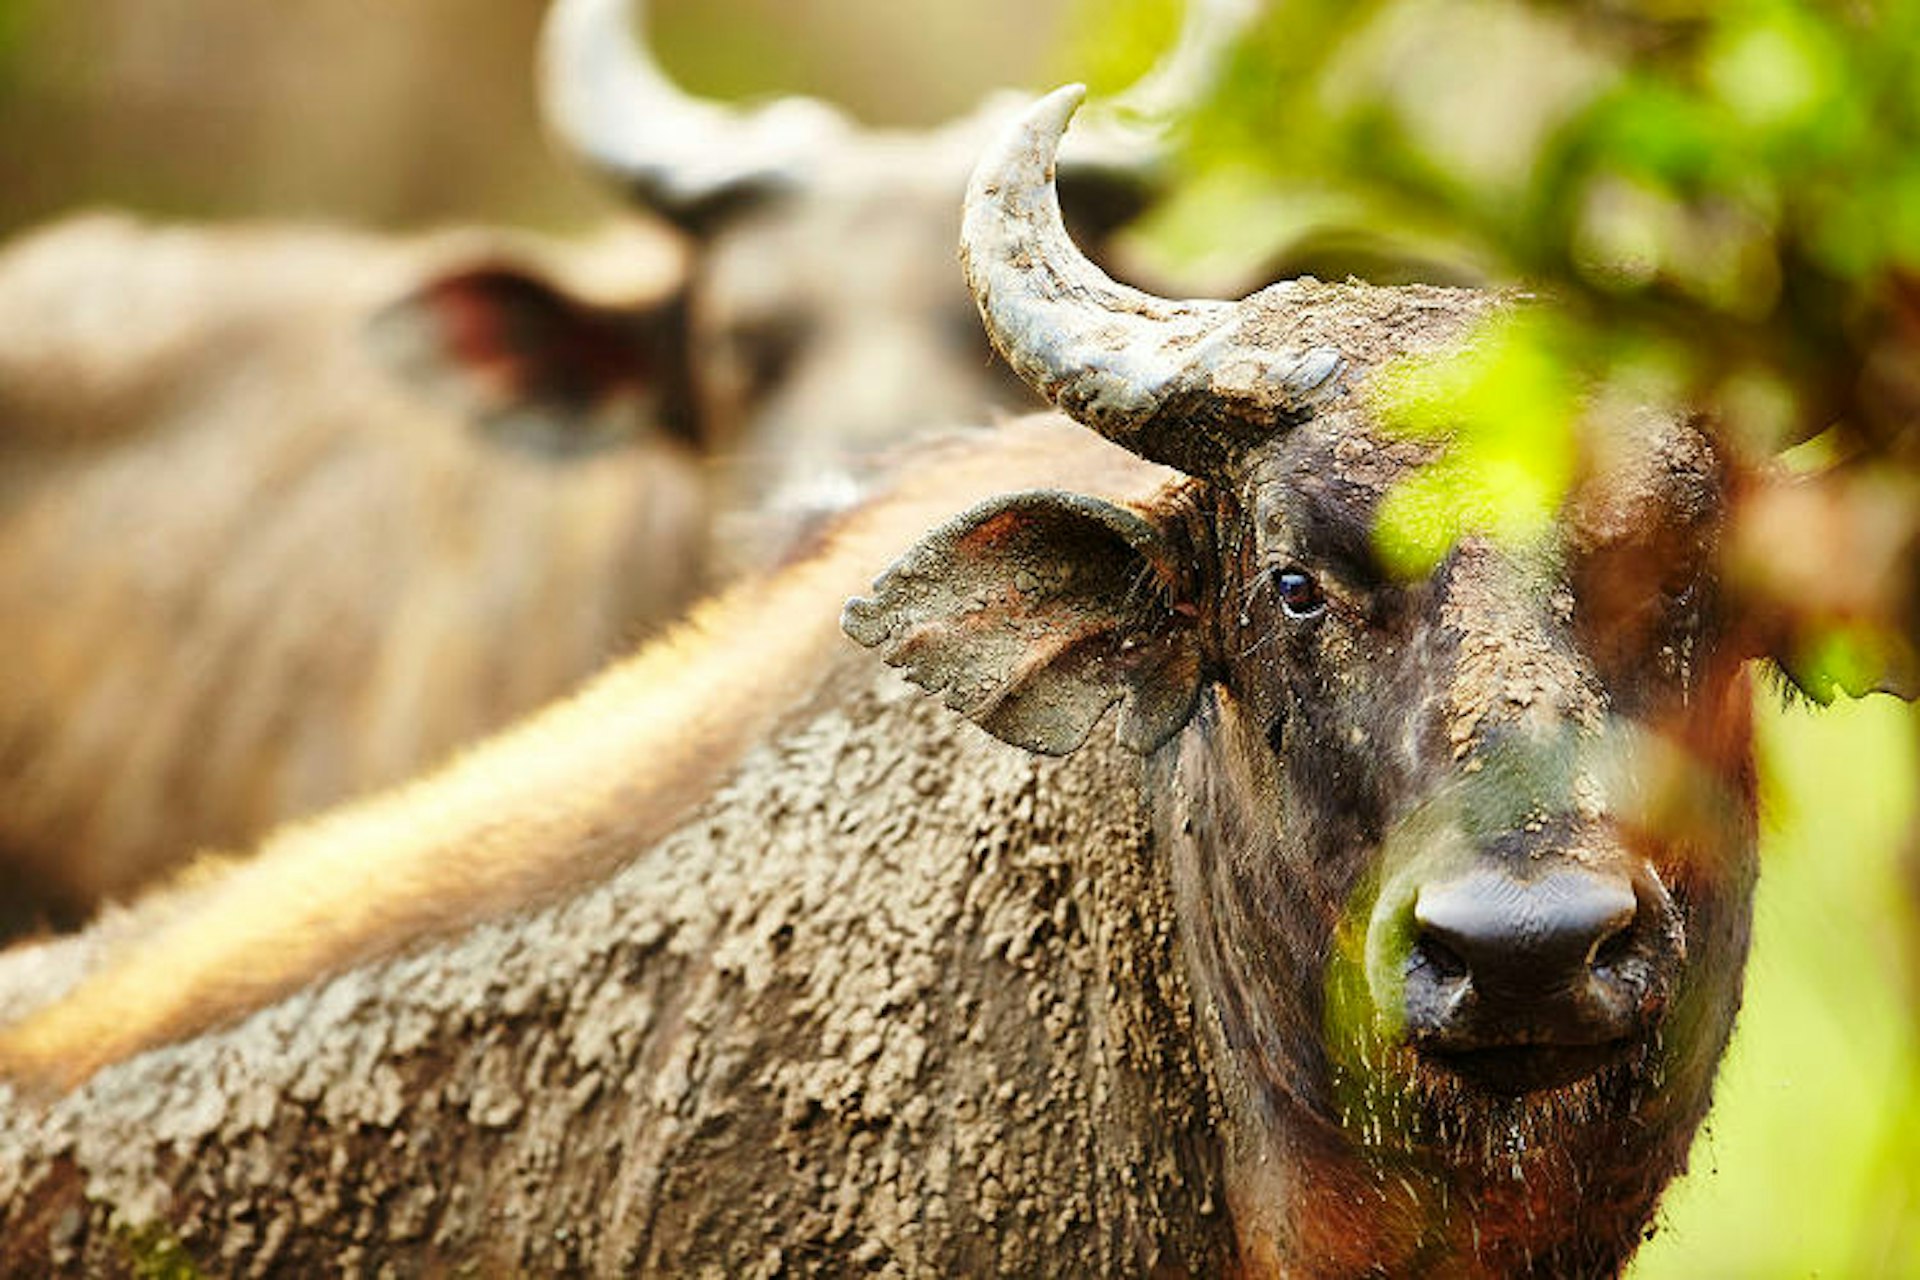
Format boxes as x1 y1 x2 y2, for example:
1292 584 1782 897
1096 0 1920 699
1367 310 1583 574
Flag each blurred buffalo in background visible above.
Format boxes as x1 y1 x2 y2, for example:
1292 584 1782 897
0 0 1246 935
0 212 708 934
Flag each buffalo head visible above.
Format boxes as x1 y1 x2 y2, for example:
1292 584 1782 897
847 86 1758 1273
539 0 1254 562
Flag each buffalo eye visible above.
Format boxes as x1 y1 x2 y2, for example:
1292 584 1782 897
1273 568 1327 621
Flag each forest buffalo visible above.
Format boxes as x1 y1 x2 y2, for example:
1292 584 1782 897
0 89 1760 1276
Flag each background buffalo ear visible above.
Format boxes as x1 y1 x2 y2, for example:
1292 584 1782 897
843 489 1206 756
364 263 697 457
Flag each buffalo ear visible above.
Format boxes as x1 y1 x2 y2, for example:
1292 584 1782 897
364 264 696 457
1769 628 1919 704
842 489 1205 756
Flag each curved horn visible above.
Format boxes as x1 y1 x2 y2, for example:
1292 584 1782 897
538 0 851 219
961 85 1343 479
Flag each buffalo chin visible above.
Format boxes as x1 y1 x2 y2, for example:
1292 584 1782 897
1423 1039 1636 1094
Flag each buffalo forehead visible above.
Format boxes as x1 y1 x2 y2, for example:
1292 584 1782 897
1231 344 1719 558
1226 280 1508 529
1238 414 1433 568
1234 278 1504 372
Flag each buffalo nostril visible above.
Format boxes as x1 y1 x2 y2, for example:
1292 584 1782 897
1413 865 1638 1002
1410 935 1468 983
1589 919 1636 977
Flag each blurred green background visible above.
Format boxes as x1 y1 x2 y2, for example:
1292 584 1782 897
1643 693 1919 1276
0 0 1913 1273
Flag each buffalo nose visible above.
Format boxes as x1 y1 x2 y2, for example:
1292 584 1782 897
1415 865 1635 997
1406 864 1647 1048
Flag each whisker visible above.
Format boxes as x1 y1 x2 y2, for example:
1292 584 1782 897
1237 623 1282 660
1122 560 1164 614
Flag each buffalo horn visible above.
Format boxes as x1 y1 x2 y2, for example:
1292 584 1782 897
538 0 851 219
961 84 1344 480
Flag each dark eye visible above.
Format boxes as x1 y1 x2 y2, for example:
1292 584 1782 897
1274 568 1326 620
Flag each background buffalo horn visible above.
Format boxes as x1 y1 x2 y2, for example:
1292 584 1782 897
542 0 1259 230
961 84 1345 481
538 0 853 221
